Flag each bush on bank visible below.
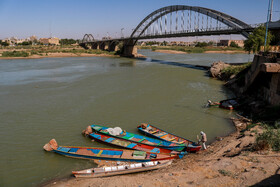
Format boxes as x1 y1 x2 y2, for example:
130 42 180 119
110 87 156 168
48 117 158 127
221 62 252 80
2 51 29 57
255 125 280 151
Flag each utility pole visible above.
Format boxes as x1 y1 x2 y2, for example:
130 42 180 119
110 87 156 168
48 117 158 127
265 0 272 48
269 0 274 22
121 28 124 38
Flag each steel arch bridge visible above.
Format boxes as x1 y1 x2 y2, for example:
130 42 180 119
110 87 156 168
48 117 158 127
130 5 252 40
80 5 259 56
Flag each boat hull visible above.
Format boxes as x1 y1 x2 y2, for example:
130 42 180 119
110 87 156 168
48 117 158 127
137 124 201 153
72 160 172 178
88 124 186 152
88 132 186 158
43 139 178 163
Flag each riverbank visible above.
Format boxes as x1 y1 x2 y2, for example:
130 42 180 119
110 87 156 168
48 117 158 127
154 49 246 54
42 118 280 187
0 52 117 59
139 45 246 54
0 46 119 59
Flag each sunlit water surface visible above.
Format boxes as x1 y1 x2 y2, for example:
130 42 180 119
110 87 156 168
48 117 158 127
0 50 253 186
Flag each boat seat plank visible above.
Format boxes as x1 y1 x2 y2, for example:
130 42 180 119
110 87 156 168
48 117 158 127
126 143 137 149
91 126 102 131
104 137 115 143
97 150 103 156
158 133 168 137
133 134 144 139
69 148 79 153
87 149 100 154
90 134 101 140
57 147 71 152
150 148 160 153
122 134 134 140
138 138 145 142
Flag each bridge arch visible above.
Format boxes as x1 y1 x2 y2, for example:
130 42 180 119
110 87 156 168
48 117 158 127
130 5 251 40
82 34 95 43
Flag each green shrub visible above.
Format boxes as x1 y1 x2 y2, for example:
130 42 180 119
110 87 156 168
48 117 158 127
2 51 29 57
221 62 252 80
255 126 280 151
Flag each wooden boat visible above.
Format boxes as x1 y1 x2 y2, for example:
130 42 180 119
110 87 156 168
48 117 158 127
88 132 186 158
84 125 187 151
72 160 172 178
207 99 238 110
43 139 178 162
137 124 201 153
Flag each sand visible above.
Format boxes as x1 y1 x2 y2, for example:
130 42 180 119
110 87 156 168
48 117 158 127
154 49 246 54
42 118 280 187
0 52 116 60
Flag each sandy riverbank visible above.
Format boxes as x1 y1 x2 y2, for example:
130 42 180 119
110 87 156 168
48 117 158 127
42 117 280 187
0 52 117 60
154 49 246 54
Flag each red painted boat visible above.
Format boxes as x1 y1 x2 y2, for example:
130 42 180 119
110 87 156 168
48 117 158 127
88 132 186 158
137 124 201 153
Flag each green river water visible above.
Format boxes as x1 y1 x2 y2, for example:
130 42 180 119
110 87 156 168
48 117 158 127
0 49 253 186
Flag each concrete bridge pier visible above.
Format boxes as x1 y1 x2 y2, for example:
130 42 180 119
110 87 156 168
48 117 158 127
91 42 99 50
79 43 88 49
108 42 119 52
122 40 137 57
99 42 107 50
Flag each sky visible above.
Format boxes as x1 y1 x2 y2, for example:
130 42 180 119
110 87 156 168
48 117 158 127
0 0 279 40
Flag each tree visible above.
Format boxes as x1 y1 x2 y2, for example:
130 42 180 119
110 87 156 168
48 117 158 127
244 26 272 53
195 42 208 47
59 38 77 45
230 41 239 48
0 40 9 47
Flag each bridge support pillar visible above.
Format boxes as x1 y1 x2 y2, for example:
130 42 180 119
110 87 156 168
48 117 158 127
91 42 99 50
108 43 119 52
99 42 105 50
122 40 137 57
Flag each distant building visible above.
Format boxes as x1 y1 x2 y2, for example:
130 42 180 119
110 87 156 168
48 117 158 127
28 35 38 42
219 40 244 47
39 37 60 45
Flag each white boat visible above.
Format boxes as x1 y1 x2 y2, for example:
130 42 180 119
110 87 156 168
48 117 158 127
72 160 172 178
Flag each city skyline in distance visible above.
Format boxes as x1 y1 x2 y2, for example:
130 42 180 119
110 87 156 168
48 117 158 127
0 0 279 40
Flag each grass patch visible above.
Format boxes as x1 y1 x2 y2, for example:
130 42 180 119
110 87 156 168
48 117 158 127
218 169 232 176
221 62 252 80
255 125 280 151
2 51 29 57
138 45 245 54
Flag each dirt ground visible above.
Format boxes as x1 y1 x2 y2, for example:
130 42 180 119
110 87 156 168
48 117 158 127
43 118 280 187
154 49 246 54
0 52 116 60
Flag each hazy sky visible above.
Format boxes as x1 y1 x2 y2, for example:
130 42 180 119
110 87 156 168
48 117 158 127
0 0 279 40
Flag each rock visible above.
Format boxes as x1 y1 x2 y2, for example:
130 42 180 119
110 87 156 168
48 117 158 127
209 61 230 78
216 137 223 141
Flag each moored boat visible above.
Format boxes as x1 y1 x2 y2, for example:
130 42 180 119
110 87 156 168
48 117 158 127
87 132 186 158
72 160 172 178
137 124 201 152
207 99 238 110
43 139 178 162
83 124 187 151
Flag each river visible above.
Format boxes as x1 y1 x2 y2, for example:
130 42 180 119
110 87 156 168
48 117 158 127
0 49 253 186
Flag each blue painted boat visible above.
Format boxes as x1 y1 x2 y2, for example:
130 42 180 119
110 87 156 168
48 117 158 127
84 124 187 151
43 139 178 162
88 132 186 158
137 124 201 153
